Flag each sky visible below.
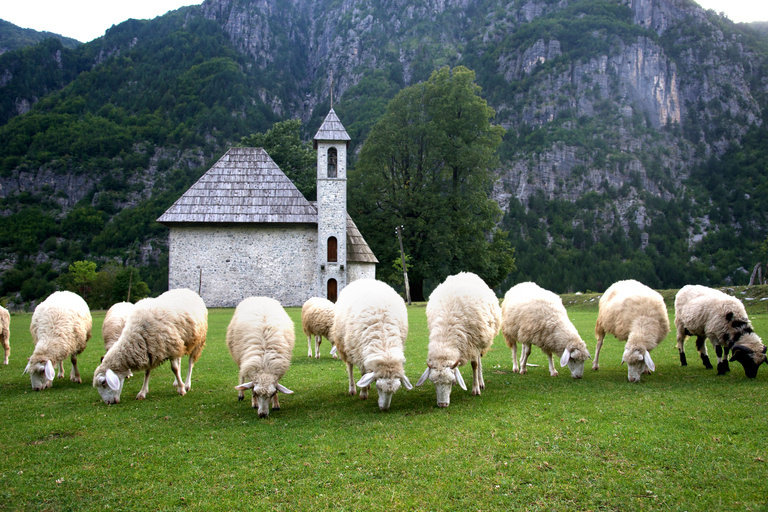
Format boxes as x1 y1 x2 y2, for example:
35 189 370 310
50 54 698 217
0 0 766 44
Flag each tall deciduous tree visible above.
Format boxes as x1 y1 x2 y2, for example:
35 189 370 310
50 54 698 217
350 66 515 300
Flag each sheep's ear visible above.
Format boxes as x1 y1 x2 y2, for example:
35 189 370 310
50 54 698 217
356 372 376 388
725 312 734 322
235 382 255 391
105 369 121 391
450 360 460 369
454 367 467 391
560 349 571 368
330 346 337 356
22 361 30 376
276 383 294 394
644 351 656 372
44 360 55 381
401 374 413 390
415 367 431 387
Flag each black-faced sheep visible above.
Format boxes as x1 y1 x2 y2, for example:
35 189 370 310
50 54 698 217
227 297 295 418
93 289 208 404
415 272 500 407
730 335 768 378
330 279 412 411
301 297 335 358
24 291 92 390
674 284 758 375
0 305 9 365
593 279 670 382
502 282 591 379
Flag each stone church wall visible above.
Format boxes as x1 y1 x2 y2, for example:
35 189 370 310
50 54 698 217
168 224 318 307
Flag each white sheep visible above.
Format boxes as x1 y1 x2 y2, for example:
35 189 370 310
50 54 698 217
501 282 591 378
0 305 9 365
24 291 92 390
592 279 670 382
674 284 756 374
101 302 135 378
330 279 412 411
93 288 208 404
415 272 500 407
730 334 768 378
301 297 336 358
227 297 295 418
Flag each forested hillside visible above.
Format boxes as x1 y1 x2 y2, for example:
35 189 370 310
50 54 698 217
0 19 81 55
0 0 767 306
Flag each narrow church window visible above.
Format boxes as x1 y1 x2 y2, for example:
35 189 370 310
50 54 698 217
327 279 338 303
327 236 338 262
327 147 337 178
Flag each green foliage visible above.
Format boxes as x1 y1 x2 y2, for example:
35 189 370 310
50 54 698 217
352 66 515 298
60 260 98 301
239 119 317 200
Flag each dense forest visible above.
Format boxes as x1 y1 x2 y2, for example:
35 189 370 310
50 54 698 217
0 0 768 307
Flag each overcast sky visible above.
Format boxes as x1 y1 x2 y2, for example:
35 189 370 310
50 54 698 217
0 0 766 44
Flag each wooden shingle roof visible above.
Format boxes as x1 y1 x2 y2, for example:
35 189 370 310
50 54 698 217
157 147 317 224
347 216 379 264
313 108 351 142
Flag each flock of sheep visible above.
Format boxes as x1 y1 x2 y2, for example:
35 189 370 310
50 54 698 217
5 274 767 416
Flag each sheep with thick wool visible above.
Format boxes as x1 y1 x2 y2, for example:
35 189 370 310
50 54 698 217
93 289 207 404
415 272 500 407
674 284 759 375
101 302 136 377
330 279 412 411
0 305 9 365
592 279 670 382
227 297 295 418
24 291 92 390
301 297 336 358
501 282 591 378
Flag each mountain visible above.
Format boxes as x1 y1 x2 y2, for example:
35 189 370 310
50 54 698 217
0 19 81 54
0 0 767 304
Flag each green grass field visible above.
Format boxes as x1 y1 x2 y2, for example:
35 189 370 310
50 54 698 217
1 294 767 511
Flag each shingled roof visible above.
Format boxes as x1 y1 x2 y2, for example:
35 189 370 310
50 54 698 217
347 215 379 263
313 108 351 146
157 147 317 224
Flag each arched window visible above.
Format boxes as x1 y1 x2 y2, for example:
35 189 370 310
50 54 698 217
327 147 337 178
327 236 338 262
327 279 338 302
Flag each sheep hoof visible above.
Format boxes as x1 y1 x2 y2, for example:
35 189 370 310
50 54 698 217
71 376 82 384
550 371 559 377
136 394 146 400
679 352 687 366
238 395 244 401
717 361 729 375
592 365 599 371
701 354 713 369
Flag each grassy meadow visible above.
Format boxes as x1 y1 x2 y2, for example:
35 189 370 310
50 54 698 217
1 289 768 511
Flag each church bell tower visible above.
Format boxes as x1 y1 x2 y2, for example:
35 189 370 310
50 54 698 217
314 109 351 302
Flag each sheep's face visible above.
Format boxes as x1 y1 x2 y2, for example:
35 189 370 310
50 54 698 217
94 369 126 404
26 360 54 391
729 338 767 378
562 348 590 379
375 378 401 411
252 384 276 418
622 348 655 383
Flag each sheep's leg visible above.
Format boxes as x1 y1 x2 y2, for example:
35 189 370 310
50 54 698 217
696 336 712 369
272 393 280 411
238 374 245 401
184 357 195 392
471 358 481 396
592 332 605 371
69 353 82 383
2 332 9 364
547 353 558 377
520 344 532 374
346 362 356 396
509 339 520 373
359 364 369 400
170 358 186 396
314 335 321 359
676 324 688 366
57 360 65 379
715 344 730 375
136 369 151 400
307 335 313 357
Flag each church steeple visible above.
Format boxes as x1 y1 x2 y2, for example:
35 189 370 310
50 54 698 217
314 109 351 301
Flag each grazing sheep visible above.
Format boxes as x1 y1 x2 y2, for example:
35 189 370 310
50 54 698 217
93 289 207 404
501 282 591 379
674 284 756 375
415 272 500 407
101 302 135 378
0 305 9 365
24 291 92 390
330 279 412 411
227 297 295 418
301 297 336 358
592 280 670 382
730 335 768 378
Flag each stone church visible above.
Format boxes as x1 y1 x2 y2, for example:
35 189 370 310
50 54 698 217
157 109 378 307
